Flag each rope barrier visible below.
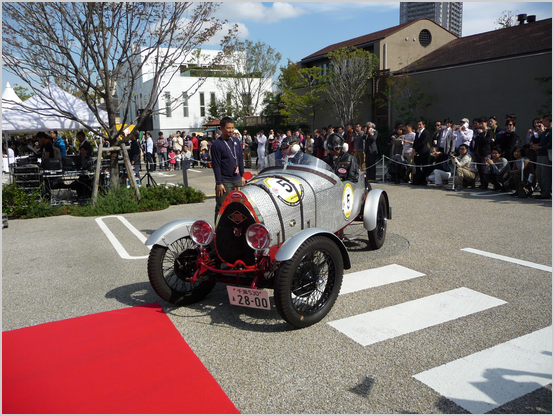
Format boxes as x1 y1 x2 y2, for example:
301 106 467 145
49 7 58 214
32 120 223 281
381 155 553 169
378 154 552 189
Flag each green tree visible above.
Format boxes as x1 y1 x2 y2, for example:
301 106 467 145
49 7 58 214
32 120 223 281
279 64 327 132
326 47 379 127
377 59 435 124
218 39 281 120
12 84 32 101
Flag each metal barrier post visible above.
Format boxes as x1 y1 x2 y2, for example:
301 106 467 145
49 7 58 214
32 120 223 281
382 156 386 183
182 158 189 188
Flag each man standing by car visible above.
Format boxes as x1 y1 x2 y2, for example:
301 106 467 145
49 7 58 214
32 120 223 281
211 117 246 222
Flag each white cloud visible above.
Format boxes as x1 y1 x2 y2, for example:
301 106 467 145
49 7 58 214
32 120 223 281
204 22 250 45
297 1 399 14
217 2 308 23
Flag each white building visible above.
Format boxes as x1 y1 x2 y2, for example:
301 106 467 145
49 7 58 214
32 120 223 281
118 48 272 137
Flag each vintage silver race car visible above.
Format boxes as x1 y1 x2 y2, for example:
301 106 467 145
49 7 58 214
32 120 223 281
145 151 391 328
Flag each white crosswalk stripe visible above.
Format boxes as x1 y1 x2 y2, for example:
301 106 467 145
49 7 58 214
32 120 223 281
413 326 552 414
329 287 506 346
340 264 425 295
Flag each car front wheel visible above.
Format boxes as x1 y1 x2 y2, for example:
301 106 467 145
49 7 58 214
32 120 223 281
274 236 343 328
367 192 387 250
147 237 216 306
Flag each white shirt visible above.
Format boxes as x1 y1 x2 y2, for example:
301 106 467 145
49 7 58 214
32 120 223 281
439 127 450 148
6 148 15 163
403 132 415 153
257 135 267 154
454 128 473 148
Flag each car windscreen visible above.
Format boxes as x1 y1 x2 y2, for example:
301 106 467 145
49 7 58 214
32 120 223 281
260 151 335 174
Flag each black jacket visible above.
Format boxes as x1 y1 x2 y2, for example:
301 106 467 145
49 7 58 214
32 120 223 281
413 129 431 156
473 129 493 159
323 151 359 182
498 131 519 161
364 131 378 154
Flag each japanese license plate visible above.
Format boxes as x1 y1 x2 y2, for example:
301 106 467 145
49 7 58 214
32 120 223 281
226 286 271 310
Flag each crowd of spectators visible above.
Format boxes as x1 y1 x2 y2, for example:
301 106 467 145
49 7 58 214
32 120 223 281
385 113 552 200
5 113 551 202
130 114 553 201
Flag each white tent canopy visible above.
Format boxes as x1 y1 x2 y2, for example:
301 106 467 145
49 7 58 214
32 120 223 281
2 83 108 133
2 82 23 110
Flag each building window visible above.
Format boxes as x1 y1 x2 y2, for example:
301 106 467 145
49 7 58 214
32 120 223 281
200 92 205 117
182 93 189 118
165 92 171 117
210 92 216 107
419 29 432 47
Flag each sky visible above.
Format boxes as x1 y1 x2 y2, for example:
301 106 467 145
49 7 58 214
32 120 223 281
2 1 552 94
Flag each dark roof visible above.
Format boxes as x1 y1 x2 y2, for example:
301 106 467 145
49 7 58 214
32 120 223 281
203 119 220 126
400 18 552 73
301 18 456 62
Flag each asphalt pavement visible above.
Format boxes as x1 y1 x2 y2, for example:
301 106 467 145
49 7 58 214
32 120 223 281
2 171 552 414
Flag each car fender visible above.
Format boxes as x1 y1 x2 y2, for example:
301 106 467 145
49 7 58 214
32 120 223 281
145 219 196 247
275 228 351 269
363 189 391 231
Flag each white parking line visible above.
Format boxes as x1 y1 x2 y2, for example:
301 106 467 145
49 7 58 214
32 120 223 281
469 191 513 197
413 326 552 414
328 287 506 347
95 216 151 260
340 264 425 295
462 248 552 272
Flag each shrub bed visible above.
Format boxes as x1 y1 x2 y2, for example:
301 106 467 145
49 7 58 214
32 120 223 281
2 183 205 219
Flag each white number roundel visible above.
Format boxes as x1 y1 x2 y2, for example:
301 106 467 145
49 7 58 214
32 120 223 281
342 183 354 219
263 177 304 206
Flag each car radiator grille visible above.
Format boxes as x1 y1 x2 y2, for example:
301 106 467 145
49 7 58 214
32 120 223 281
215 202 257 266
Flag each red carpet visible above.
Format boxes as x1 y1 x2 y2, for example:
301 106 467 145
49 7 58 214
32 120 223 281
2 303 239 414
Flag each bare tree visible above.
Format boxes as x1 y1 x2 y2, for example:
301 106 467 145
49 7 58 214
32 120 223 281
495 10 519 29
2 2 236 190
326 47 379 127
217 39 281 121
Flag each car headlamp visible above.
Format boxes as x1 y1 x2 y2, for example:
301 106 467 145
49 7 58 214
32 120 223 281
190 220 214 246
246 223 271 251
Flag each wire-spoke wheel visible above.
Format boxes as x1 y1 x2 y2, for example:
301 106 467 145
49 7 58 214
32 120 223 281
367 193 387 250
274 236 343 328
147 237 215 306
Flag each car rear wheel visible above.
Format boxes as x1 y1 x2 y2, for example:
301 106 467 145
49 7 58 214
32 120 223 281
147 237 215 306
274 236 343 328
367 192 387 250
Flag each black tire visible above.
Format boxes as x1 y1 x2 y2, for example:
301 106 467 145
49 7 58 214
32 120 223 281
274 236 343 328
147 237 215 306
367 192 387 250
